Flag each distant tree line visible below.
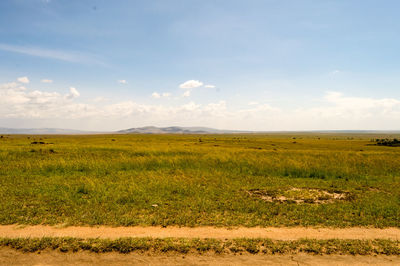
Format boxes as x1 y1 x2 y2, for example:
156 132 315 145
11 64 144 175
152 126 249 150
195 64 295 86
372 138 400 147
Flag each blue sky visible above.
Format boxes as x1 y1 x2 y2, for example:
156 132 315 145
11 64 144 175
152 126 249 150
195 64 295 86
1 0 400 131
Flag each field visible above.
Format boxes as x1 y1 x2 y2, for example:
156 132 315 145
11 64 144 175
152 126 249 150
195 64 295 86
0 133 399 228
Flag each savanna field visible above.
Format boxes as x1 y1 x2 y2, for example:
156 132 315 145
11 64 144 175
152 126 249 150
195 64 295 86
0 133 399 228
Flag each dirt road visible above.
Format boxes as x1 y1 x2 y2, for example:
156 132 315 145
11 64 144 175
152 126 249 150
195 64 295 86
0 225 399 240
0 249 399 266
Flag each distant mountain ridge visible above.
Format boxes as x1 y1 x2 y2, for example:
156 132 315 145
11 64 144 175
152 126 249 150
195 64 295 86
118 126 249 134
1 126 399 135
0 126 247 135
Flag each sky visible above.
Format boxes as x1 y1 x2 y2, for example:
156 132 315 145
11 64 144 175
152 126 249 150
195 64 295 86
1 0 400 131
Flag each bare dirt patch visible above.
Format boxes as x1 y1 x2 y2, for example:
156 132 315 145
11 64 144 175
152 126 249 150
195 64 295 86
246 188 352 204
0 225 399 240
1 249 399 266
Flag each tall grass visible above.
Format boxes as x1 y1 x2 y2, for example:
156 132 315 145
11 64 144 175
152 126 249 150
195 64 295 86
0 133 399 227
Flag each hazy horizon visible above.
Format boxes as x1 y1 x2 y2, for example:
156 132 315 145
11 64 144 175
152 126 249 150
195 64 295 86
2 125 400 134
1 0 400 131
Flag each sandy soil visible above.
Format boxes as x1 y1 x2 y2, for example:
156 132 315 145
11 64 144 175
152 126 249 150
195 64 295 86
0 225 399 240
0 249 399 266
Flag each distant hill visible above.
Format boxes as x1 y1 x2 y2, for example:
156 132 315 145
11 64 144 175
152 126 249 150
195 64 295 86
0 126 246 135
118 126 250 134
1 126 399 135
0 127 90 134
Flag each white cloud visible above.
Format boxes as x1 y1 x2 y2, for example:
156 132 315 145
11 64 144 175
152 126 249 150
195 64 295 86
17 77 29 84
0 82 19 90
204 84 216 88
0 82 88 119
1 79 400 131
67 87 80 99
151 92 161 98
118 80 127 84
318 91 400 118
179 80 211 98
41 79 53 83
152 92 171 98
179 80 203 89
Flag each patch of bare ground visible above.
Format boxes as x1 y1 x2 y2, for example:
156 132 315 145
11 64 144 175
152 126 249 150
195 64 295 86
0 249 399 266
0 225 399 240
246 188 352 204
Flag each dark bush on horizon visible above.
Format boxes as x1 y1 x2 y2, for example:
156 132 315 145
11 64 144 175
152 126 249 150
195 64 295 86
374 138 400 147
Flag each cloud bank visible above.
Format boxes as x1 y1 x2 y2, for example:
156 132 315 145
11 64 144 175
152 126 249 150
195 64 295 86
1 78 400 131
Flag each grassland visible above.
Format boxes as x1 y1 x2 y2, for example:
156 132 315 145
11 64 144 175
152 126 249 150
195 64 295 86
0 133 399 227
1 237 399 255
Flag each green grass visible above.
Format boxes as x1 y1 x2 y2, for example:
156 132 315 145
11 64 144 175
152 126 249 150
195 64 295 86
1 237 399 255
0 133 399 227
